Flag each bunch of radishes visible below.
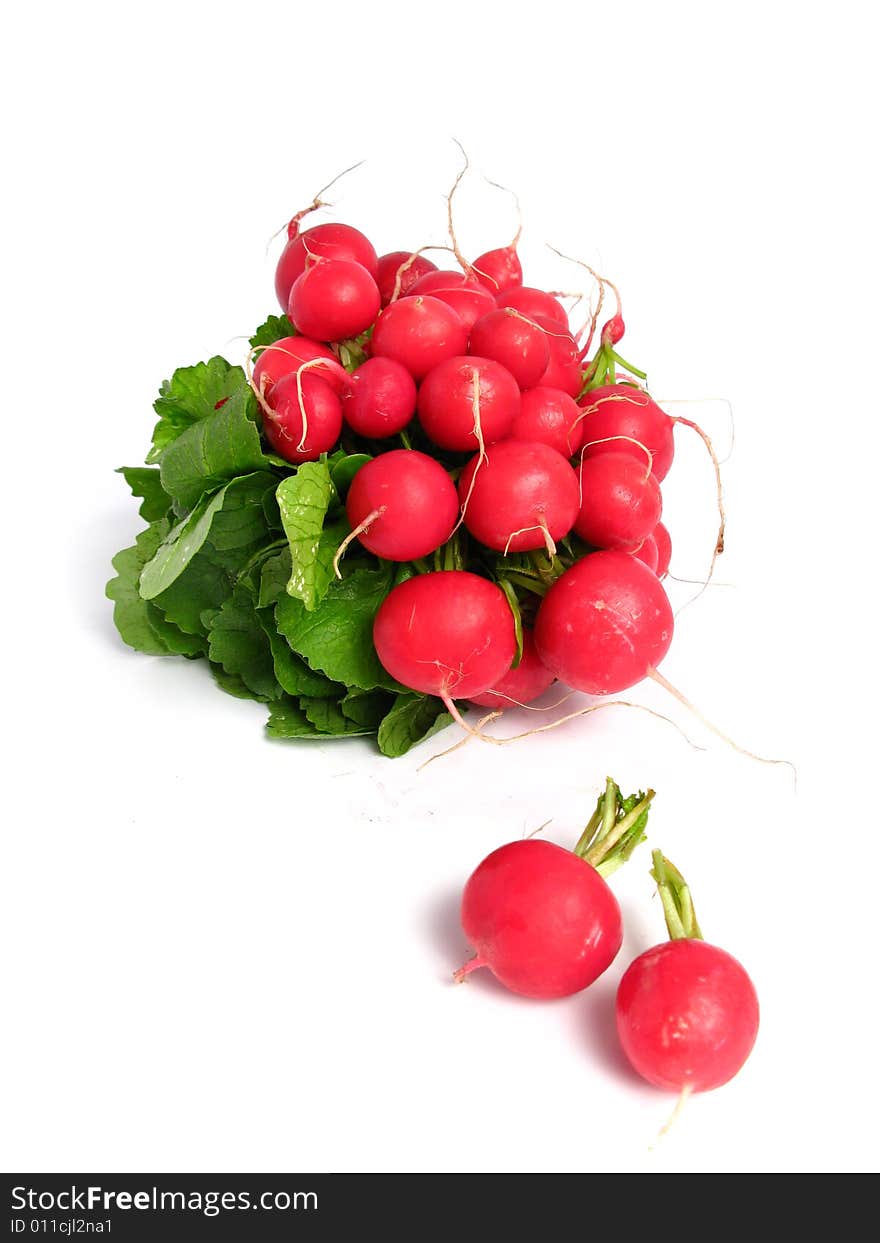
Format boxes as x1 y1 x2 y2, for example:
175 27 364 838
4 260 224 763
258 199 708 729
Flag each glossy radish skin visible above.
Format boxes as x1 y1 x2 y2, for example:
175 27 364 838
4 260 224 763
469 630 555 708
575 452 663 550
417 356 520 451
460 839 622 998
534 316 583 397
473 245 523 293
288 258 381 342
345 450 458 561
341 357 416 438
252 336 347 395
653 522 672 578
376 251 438 305
459 440 580 552
262 372 342 464
510 387 584 457
406 270 495 331
468 308 550 389
370 296 468 380
578 385 675 482
633 534 660 573
274 222 378 311
616 939 759 1091
496 286 569 328
534 550 674 694
373 571 516 699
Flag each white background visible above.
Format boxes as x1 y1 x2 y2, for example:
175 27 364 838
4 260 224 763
2 0 878 1175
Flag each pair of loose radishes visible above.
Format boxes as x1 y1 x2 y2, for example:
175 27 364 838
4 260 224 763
456 780 759 1098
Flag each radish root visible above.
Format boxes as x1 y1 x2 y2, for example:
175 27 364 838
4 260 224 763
332 507 386 579
447 139 473 274
650 1083 693 1151
452 372 488 534
671 416 726 610
267 159 366 252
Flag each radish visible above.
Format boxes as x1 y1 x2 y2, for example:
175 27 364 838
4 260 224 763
417 356 520 451
274 221 378 311
510 386 584 457
496 286 569 329
370 296 468 380
534 315 583 397
406 270 495 331
262 371 342 464
653 521 672 578
458 440 580 554
375 251 438 305
633 533 660 574
455 779 654 998
578 384 675 482
616 851 759 1093
252 336 348 395
468 307 550 389
574 452 662 550
288 258 380 342
341 357 416 438
468 630 554 709
472 242 523 293
343 450 458 562
534 550 673 694
373 570 516 703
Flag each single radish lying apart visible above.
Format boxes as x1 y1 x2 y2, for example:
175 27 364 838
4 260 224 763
417 356 521 451
616 851 759 1092
458 440 579 554
275 221 378 311
578 384 675 482
496 286 568 328
469 630 554 709
534 550 673 694
510 386 584 457
406 270 496 331
344 450 458 561
456 780 654 998
288 257 381 342
375 251 438 305
468 307 550 389
370 296 468 380
262 372 343 464
575 451 662 551
341 357 417 438
373 570 516 702
252 336 348 394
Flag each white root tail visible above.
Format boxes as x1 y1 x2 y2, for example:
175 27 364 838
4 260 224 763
332 507 386 579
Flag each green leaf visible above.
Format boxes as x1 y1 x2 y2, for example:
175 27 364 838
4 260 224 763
340 688 394 729
207 586 280 700
117 467 171 521
256 613 342 698
329 452 371 495
257 548 292 608
207 471 277 550
301 697 375 736
275 565 400 691
377 693 455 758
276 462 343 611
266 696 325 738
210 662 272 702
148 357 249 462
158 386 267 512
249 314 296 350
106 524 172 655
145 603 206 656
151 550 232 635
139 472 273 601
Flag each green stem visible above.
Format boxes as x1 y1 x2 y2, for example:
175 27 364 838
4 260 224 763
608 348 647 380
585 789 655 874
572 777 616 856
650 851 703 941
497 578 524 667
502 571 549 597
410 557 430 574
399 428 413 450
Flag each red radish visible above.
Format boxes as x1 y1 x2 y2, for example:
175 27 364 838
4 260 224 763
373 571 516 702
370 296 468 380
633 534 660 574
575 452 662 550
601 312 626 345
468 308 550 389
653 521 672 578
406 270 495 331
344 450 458 561
578 384 675 482
341 357 416 438
616 851 759 1092
496 286 569 329
469 630 554 708
376 251 438 305
274 222 378 311
456 781 654 998
510 386 584 457
458 440 579 554
473 244 523 293
417 356 520 451
288 258 380 342
534 315 583 398
252 336 348 395
534 550 673 694
262 372 342 464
